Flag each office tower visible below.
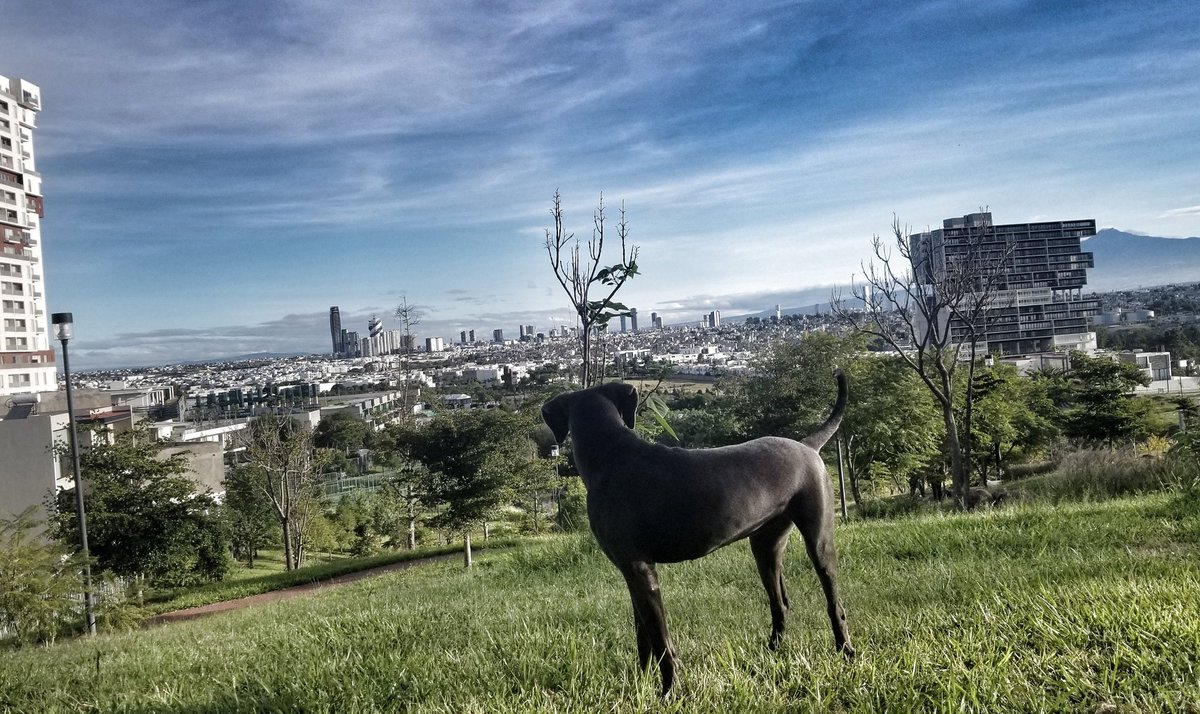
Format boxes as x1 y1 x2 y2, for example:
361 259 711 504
630 308 638 332
775 304 781 321
493 328 504 343
910 212 1097 355
468 329 475 343
525 324 534 340
329 307 342 355
460 330 468 345
425 336 444 352
0 76 53 396
709 310 721 328
346 331 361 357
620 315 627 332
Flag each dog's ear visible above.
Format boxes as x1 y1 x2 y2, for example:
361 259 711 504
613 382 638 430
541 394 571 444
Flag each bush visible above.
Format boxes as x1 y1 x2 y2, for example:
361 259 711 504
554 477 589 532
0 508 84 646
94 574 147 633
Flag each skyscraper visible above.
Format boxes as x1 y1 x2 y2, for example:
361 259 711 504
910 212 1098 355
630 308 638 332
493 328 504 343
0 76 54 397
329 307 342 355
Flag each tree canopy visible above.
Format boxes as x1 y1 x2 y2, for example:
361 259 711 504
401 408 540 564
50 429 229 587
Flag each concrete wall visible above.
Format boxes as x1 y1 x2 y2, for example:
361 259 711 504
0 412 66 520
158 441 226 495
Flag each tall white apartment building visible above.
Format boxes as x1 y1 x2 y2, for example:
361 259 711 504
0 75 55 397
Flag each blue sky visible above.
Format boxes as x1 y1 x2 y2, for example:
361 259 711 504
4 0 1199 368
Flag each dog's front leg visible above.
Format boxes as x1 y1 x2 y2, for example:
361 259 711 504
621 561 678 695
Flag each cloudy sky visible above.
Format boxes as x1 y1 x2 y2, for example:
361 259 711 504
5 0 1199 368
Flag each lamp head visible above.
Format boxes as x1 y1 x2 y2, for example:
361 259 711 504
51 312 73 342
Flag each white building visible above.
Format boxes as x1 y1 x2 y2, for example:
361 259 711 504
0 75 55 397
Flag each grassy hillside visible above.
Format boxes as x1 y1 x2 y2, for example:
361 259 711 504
2 495 1198 713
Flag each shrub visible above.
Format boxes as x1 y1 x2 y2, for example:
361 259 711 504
0 508 84 646
554 477 589 532
94 574 147 633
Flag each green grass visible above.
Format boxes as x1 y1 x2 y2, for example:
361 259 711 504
2 496 1198 712
141 537 525 615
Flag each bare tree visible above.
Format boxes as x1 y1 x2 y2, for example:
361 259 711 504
394 294 422 417
545 191 639 386
832 214 1013 500
237 415 326 570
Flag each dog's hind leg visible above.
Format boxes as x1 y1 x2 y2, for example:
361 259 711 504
620 561 679 694
632 602 652 671
749 516 794 649
790 494 855 658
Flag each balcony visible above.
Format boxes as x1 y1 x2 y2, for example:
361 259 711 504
0 248 35 262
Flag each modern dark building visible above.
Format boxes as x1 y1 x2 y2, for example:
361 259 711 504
910 212 1098 356
329 306 342 355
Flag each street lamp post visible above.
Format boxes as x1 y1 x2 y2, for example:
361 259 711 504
51 312 96 636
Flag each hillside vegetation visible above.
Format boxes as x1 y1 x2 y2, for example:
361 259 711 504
2 493 1198 713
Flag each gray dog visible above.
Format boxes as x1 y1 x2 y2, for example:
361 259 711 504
541 371 854 694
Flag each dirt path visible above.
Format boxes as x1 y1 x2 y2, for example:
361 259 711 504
145 551 465 627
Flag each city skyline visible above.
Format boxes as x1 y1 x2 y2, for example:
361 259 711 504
4 1 1199 368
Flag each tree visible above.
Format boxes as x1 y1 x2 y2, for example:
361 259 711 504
236 415 327 570
313 412 370 456
49 429 229 587
394 294 422 415
222 465 279 567
545 191 640 386
723 331 857 442
404 409 536 566
839 355 942 503
1060 352 1152 446
721 333 943 506
832 215 1014 500
969 363 1060 481
374 423 429 550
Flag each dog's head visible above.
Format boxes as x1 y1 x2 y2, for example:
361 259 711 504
541 392 572 444
541 382 639 444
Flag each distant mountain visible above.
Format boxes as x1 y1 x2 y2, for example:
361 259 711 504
1084 229 1200 292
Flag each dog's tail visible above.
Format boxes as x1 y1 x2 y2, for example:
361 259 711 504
802 369 848 451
